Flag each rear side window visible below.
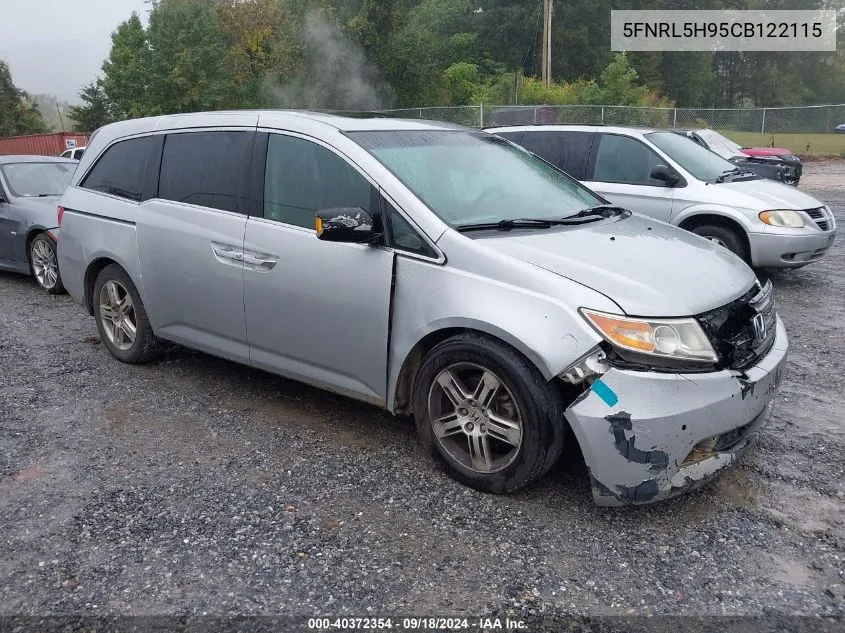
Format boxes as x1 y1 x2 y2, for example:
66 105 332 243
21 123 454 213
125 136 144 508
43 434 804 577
158 131 253 213
264 134 372 229
590 134 666 185
519 131 593 179
80 136 153 202
495 131 524 145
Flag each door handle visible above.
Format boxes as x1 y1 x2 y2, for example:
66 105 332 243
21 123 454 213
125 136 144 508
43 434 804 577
211 243 243 261
242 253 278 269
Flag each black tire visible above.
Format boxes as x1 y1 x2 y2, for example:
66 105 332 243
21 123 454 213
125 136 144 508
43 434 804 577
412 333 566 494
29 233 65 295
92 264 161 364
690 223 749 263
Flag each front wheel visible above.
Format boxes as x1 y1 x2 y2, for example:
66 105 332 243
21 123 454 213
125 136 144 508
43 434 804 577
412 333 566 494
29 234 65 294
690 224 749 263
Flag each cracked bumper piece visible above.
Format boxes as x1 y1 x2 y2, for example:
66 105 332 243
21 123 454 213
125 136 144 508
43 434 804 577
565 317 788 506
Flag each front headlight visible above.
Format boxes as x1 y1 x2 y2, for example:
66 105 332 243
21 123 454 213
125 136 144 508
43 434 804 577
581 309 717 363
759 210 805 228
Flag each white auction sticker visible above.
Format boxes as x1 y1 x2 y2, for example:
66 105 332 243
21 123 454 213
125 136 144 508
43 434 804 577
611 10 837 52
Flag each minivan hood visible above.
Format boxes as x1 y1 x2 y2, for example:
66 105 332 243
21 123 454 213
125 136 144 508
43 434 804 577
715 178 823 210
477 214 756 317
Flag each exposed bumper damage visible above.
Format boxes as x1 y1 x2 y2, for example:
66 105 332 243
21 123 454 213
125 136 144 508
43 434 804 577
564 316 788 506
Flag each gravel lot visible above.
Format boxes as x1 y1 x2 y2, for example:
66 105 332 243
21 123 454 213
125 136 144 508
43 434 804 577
1 161 844 631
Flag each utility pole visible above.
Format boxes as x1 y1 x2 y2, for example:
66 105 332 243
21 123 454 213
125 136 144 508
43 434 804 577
56 104 66 133
541 0 553 86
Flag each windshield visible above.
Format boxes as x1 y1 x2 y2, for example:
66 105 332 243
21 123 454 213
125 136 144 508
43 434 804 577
0 162 75 197
646 132 741 181
697 130 744 157
347 130 603 226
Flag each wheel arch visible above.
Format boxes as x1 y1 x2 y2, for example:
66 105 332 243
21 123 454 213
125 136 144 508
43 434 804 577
677 212 751 261
83 257 131 316
390 323 553 416
24 226 52 260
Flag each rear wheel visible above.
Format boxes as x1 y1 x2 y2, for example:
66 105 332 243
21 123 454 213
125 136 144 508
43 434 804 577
93 264 161 364
690 223 749 263
412 333 566 493
29 234 65 294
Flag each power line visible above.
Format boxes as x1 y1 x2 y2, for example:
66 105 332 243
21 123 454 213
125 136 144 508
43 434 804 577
521 1 544 74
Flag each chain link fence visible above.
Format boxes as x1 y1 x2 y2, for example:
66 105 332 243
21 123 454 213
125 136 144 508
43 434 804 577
352 104 845 154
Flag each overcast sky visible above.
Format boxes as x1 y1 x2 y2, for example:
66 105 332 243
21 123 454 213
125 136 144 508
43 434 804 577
0 0 150 103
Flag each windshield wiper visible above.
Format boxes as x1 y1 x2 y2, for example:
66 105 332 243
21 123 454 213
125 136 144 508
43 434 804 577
457 207 628 232
457 218 562 232
566 205 629 220
715 168 755 183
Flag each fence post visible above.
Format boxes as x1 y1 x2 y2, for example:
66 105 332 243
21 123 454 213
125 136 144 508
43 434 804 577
534 106 538 125
761 108 766 145
601 106 605 124
673 108 677 128
479 104 484 128
419 108 423 119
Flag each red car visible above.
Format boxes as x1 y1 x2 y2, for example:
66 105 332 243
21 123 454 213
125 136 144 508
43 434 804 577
740 146 793 159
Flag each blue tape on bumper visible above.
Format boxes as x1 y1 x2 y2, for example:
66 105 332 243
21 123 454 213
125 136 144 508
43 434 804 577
591 379 618 407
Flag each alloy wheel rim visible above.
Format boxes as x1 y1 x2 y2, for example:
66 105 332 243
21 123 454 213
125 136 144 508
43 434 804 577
99 281 137 351
31 239 58 289
427 362 523 474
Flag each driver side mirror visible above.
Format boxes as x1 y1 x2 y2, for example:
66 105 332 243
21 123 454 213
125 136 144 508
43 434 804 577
315 207 380 244
650 165 681 187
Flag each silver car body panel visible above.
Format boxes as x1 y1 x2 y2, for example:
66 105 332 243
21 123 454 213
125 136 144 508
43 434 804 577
489 125 836 268
58 112 788 505
243 216 394 405
475 212 755 316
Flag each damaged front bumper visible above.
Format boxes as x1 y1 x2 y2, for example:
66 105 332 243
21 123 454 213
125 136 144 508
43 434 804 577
564 316 788 507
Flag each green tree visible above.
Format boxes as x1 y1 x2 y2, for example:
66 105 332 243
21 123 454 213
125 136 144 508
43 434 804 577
68 80 118 132
0 60 48 136
102 12 150 117
443 61 479 105
145 0 236 114
219 0 303 108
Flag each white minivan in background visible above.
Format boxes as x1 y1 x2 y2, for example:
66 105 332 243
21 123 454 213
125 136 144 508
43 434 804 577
490 125 836 269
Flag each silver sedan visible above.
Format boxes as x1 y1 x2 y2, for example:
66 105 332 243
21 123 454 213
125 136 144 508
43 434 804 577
0 155 76 292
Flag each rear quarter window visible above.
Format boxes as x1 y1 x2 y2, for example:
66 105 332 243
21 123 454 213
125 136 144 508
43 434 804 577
518 131 594 179
81 136 155 202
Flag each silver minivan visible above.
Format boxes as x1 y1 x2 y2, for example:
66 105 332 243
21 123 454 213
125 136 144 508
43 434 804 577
490 125 835 269
57 112 787 506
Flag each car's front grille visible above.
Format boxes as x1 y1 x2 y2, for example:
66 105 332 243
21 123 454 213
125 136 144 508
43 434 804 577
805 206 832 232
697 281 777 370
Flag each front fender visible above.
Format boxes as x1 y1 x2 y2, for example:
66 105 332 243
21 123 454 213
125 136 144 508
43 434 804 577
387 255 615 412
672 204 758 232
18 224 51 262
